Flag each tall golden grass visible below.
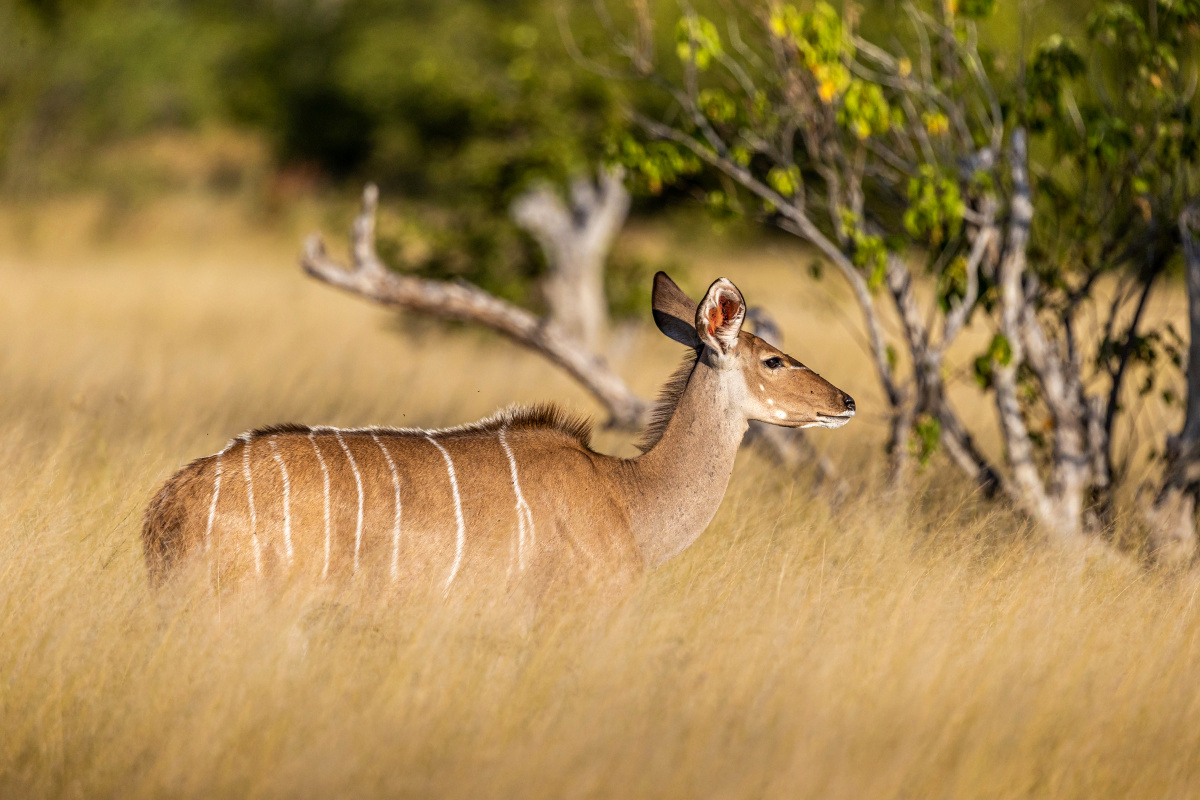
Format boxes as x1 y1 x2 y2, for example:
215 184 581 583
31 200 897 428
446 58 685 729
2 198 1199 799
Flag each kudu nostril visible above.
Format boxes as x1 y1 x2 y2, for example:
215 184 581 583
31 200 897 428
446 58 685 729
844 395 856 413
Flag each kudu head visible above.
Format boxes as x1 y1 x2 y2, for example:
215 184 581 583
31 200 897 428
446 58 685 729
651 272 855 429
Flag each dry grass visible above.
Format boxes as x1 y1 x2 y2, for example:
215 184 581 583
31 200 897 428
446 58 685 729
2 199 1199 799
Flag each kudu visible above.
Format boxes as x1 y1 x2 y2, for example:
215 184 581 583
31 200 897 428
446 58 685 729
143 272 855 595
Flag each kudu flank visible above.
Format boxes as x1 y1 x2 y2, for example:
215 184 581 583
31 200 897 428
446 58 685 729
143 273 855 592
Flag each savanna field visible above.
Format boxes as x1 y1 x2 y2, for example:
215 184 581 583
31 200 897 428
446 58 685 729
2 195 1200 799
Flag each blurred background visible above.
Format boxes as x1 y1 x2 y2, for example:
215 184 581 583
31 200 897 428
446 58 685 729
4 3 1200 796
0 0 1083 303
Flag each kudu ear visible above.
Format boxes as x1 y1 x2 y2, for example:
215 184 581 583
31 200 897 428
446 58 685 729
651 271 701 349
695 278 746 355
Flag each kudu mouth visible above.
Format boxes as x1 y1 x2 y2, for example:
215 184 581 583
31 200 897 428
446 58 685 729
814 410 855 429
808 394 855 429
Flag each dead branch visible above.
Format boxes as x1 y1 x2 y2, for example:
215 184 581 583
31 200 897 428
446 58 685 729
301 184 646 429
939 195 996 352
511 167 630 351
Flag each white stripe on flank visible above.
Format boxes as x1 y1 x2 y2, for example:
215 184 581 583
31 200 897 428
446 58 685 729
241 435 261 576
427 435 465 594
371 433 403 582
335 431 365 573
268 437 294 563
308 433 332 579
498 425 536 572
204 439 236 552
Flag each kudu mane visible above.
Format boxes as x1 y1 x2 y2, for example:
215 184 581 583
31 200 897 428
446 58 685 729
243 404 593 447
636 352 699 454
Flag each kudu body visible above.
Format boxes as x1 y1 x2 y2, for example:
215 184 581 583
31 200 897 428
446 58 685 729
143 273 855 594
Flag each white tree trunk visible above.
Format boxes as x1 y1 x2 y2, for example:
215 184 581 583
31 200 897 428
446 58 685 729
511 167 630 351
992 128 1090 541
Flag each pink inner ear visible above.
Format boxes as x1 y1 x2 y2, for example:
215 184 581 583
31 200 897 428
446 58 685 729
706 290 742 338
707 305 722 336
719 295 740 323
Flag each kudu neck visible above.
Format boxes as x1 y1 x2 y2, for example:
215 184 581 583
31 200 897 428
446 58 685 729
626 351 747 567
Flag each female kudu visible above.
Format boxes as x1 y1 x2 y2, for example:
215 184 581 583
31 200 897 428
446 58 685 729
143 272 855 594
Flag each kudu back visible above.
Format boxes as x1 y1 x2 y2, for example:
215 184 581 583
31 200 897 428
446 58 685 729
143 272 855 594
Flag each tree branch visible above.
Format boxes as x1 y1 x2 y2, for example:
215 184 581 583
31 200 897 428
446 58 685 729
939 195 996 352
992 128 1057 530
301 184 647 429
511 166 630 350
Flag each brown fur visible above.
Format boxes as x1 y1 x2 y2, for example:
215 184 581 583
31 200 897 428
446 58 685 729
142 405 611 594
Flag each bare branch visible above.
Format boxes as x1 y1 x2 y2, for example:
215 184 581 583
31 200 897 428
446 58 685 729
511 167 631 350
557 6 635 81
992 128 1056 529
725 14 765 71
938 195 996 351
301 184 646 429
935 401 1005 496
906 4 1003 150
1103 268 1159 460
884 252 930 365
886 246 1002 493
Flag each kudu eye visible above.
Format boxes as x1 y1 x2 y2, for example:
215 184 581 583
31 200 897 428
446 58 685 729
763 356 784 370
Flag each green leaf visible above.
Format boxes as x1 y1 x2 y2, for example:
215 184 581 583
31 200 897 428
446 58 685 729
973 357 990 388
698 88 737 124
960 0 997 18
904 166 963 245
988 333 1013 366
767 165 801 197
912 415 942 466
1029 35 1085 108
676 16 723 70
867 256 887 290
837 80 890 139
